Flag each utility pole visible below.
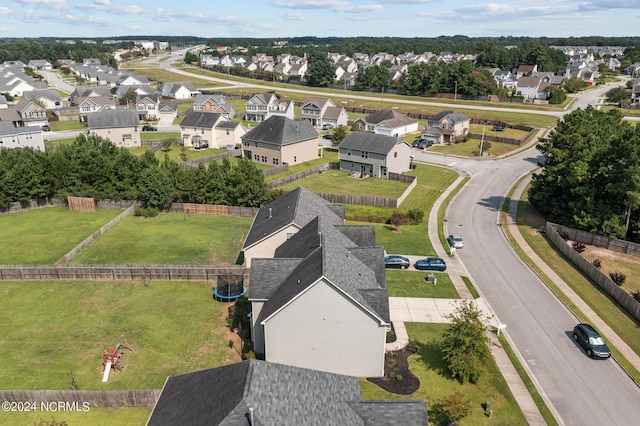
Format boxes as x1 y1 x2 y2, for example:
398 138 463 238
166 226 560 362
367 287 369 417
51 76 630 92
454 80 457 101
479 120 486 156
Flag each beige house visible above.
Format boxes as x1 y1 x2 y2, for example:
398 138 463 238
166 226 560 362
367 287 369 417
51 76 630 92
338 132 411 178
87 109 140 148
241 116 318 167
241 187 345 267
0 121 45 151
425 110 470 144
353 109 419 137
249 214 389 377
135 93 160 120
180 111 246 149
300 97 348 129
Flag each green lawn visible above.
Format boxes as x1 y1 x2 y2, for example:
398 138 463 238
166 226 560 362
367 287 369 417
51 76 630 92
0 408 152 426
360 322 527 425
0 280 240 390
140 131 180 141
0 207 123 264
278 169 409 198
265 148 339 182
69 213 251 265
51 121 87 132
386 270 460 298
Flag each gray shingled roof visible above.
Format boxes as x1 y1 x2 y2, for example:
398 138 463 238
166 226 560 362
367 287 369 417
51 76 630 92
242 115 318 146
0 121 41 136
339 132 401 155
242 187 344 250
429 110 455 122
254 216 388 325
87 109 139 129
180 111 223 129
148 359 427 426
364 109 417 127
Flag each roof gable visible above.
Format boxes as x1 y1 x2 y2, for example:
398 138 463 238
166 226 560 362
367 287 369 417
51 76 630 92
181 111 224 129
242 116 317 146
339 132 401 155
87 109 139 129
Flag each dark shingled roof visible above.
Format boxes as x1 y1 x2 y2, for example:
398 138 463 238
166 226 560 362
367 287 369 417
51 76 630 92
180 111 223 129
363 109 417 127
339 132 401 155
429 110 455 122
87 109 139 129
242 115 318 146
147 359 427 426
242 187 344 250
254 216 389 326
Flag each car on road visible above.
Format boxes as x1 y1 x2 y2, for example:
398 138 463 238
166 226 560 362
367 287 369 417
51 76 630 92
447 234 464 249
573 323 611 359
142 125 158 131
384 255 411 269
414 257 447 271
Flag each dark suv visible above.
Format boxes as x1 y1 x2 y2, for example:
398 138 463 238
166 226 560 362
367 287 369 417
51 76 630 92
573 323 611 359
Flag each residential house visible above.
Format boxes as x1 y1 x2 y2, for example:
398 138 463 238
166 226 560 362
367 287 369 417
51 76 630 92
117 73 150 87
287 62 307 78
322 106 349 129
244 93 293 122
241 187 345 267
69 86 113 104
158 103 177 121
241 116 318 166
180 111 245 149
27 59 52 70
147 359 428 426
76 96 117 122
301 97 333 127
136 93 160 120
353 109 419 137
632 80 640 105
513 64 538 77
338 132 411 178
515 76 549 100
250 214 389 377
193 94 235 118
157 81 200 99
22 89 63 109
425 110 470 144
9 99 49 128
115 84 155 100
87 109 140 148
0 121 45 151
0 74 45 97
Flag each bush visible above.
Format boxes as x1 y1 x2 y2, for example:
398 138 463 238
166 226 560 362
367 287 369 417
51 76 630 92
389 211 405 230
592 258 602 269
572 241 586 253
609 271 627 286
440 392 471 422
406 208 424 225
134 207 160 218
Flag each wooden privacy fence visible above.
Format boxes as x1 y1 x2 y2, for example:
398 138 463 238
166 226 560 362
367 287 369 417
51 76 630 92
267 163 333 190
0 389 160 407
0 265 248 283
182 149 241 168
546 222 640 322
167 203 258 218
553 223 640 256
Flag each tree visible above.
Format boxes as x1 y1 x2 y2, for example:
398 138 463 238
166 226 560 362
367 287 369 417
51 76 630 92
605 87 630 104
563 77 588 93
440 300 492 384
183 50 198 64
439 392 472 423
355 65 391 91
305 57 336 87
138 167 173 210
547 86 566 105
331 126 348 146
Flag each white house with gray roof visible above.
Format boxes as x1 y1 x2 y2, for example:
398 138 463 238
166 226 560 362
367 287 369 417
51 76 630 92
250 215 390 377
353 109 419 137
147 359 428 425
242 187 345 267
241 115 318 166
157 81 200 99
425 110 470 144
339 132 411 178
0 121 44 151
87 109 140 148
22 89 63 109
180 111 245 149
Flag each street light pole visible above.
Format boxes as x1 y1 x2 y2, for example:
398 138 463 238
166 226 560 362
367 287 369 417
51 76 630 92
479 120 486 156
454 81 457 101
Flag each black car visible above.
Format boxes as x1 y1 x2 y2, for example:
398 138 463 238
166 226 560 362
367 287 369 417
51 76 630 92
142 125 158 131
411 138 422 147
41 124 51 132
384 255 411 269
573 323 611 359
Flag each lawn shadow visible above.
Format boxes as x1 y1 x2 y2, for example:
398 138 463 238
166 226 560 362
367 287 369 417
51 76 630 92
413 340 449 378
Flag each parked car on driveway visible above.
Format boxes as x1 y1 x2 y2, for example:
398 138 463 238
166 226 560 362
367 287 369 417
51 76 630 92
384 255 411 269
414 257 447 271
447 234 464 249
412 138 422 148
142 125 157 131
573 323 611 359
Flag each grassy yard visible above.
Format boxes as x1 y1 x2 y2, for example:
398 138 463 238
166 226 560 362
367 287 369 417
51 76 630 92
514 187 640 384
0 280 241 390
140 131 180 141
360 322 527 425
51 121 87 132
278 169 409 198
0 408 152 426
0 207 123 264
386 270 460 298
265 148 339 182
69 213 251 265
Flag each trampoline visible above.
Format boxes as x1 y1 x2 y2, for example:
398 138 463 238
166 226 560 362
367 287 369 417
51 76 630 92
214 278 247 301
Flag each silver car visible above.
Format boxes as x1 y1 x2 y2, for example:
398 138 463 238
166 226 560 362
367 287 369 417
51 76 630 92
447 234 464 249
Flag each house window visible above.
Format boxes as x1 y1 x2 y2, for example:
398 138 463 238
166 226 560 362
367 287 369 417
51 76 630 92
254 154 259 161
361 151 368 158
272 158 279 165
293 156 297 163
394 152 397 158
254 141 258 147
261 155 267 162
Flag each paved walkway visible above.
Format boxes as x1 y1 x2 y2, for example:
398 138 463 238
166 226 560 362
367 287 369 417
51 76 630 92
385 169 547 426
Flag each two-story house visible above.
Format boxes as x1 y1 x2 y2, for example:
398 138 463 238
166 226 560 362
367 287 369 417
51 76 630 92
136 93 160 120
0 121 45 151
338 132 411 178
424 110 470 144
244 93 294 122
180 111 246 149
87 109 140 148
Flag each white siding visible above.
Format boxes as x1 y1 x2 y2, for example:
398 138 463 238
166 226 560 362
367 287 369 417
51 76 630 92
243 225 300 267
263 278 386 377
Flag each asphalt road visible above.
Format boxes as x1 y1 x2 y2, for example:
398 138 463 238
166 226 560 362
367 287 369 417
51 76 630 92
442 83 640 425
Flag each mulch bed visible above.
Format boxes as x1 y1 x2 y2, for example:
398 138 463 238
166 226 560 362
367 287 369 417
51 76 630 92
367 342 420 395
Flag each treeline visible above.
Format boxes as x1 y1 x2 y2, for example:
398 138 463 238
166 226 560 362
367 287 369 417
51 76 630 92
529 107 640 242
0 135 271 210
0 39 129 67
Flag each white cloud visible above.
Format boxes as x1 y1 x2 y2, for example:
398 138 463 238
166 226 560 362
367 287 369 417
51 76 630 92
15 0 67 11
278 12 307 20
94 0 110 5
0 7 11 16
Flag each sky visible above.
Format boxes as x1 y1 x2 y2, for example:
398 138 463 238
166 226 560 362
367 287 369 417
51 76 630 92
0 0 639 40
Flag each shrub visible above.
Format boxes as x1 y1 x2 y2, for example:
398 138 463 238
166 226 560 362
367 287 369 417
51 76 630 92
609 271 627 286
592 258 602 269
406 208 424 225
389 211 405 230
440 392 471 422
395 374 403 381
134 207 160 218
572 241 586 253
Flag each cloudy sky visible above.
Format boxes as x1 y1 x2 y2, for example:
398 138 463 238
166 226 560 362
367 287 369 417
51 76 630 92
0 0 638 39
